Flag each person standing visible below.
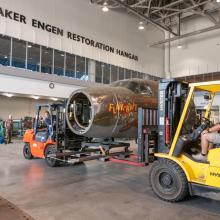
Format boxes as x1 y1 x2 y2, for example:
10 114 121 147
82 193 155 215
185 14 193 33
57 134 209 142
5 115 13 144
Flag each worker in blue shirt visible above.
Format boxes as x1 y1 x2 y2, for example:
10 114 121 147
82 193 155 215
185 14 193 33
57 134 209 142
44 111 51 132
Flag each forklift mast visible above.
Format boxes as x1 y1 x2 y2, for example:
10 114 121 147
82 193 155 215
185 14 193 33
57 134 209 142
157 79 189 153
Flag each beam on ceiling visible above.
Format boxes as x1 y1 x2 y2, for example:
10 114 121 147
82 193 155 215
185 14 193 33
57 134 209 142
150 0 185 15
112 0 178 36
155 0 212 22
146 0 153 17
190 0 217 24
150 24 220 46
130 0 146 8
134 6 181 12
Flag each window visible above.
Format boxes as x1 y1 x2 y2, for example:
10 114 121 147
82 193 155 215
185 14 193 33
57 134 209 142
54 50 64 76
0 35 10 66
76 56 87 80
111 65 118 82
138 72 144 79
0 35 158 83
147 75 153 80
86 59 95 81
12 38 26 68
125 69 131 79
65 53 76 78
85 58 89 75
103 63 110 84
27 43 40 72
119 67 124 80
140 73 145 79
41 46 53 74
132 70 138 78
95 61 102 83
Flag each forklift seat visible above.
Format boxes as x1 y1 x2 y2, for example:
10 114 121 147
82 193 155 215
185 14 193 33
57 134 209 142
35 131 48 143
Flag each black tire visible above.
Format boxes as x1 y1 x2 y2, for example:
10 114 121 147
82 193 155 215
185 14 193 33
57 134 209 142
23 143 33 160
149 158 189 202
44 145 59 167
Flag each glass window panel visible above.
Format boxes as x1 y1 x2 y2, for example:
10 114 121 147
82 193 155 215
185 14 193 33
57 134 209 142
132 70 138 78
65 53 75 78
82 58 89 81
138 72 144 79
213 72 220 81
86 59 95 82
95 61 102 83
146 74 149 80
27 43 40 72
151 76 157 81
0 35 10 66
111 65 118 82
149 75 155 80
41 46 53 74
85 58 89 75
119 67 124 80
54 50 64 76
12 38 26 68
103 63 110 84
76 56 87 80
125 69 131 79
153 76 157 81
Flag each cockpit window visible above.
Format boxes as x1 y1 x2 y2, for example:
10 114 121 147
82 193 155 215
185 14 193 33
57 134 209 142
111 80 154 96
140 84 153 96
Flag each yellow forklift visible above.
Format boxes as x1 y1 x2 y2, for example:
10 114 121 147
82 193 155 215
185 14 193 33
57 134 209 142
150 80 220 202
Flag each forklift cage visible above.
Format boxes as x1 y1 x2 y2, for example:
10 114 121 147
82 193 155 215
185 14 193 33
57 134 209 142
168 81 219 157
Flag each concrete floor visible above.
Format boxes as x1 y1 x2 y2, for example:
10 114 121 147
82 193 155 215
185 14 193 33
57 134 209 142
0 140 220 220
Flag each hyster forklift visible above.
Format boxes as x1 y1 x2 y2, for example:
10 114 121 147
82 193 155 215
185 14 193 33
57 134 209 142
150 79 220 202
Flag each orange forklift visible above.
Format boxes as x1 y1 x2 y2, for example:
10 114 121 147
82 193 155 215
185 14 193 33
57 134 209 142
23 103 85 167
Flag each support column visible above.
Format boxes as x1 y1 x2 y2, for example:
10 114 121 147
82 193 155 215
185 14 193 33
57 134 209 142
164 31 171 79
88 59 96 82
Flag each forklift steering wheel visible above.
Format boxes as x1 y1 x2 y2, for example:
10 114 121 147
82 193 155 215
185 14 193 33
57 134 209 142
200 117 211 131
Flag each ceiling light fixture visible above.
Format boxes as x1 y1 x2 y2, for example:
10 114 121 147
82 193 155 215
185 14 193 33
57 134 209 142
4 93 13 98
51 97 58 101
102 2 109 12
27 45 32 48
4 56 8 59
138 22 145 30
31 96 40 100
177 44 183 49
217 0 220 3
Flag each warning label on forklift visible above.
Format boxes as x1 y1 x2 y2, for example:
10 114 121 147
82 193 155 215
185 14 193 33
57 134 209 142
159 117 164 125
159 91 165 111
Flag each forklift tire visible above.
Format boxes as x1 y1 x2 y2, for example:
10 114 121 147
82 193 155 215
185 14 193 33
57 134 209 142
45 145 60 167
149 158 189 202
23 143 33 160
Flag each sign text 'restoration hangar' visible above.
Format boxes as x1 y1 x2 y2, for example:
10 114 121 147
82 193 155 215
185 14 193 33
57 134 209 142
0 6 139 62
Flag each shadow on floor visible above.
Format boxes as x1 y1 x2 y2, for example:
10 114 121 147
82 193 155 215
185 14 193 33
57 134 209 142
0 196 35 220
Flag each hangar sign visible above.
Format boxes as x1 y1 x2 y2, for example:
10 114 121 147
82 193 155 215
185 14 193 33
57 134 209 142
0 6 139 62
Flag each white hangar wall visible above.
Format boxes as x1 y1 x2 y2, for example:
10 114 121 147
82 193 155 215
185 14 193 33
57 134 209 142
0 96 52 119
169 15 220 78
0 0 164 77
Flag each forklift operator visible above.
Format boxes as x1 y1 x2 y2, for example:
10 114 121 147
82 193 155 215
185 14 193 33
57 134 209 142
44 111 51 131
193 123 220 161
